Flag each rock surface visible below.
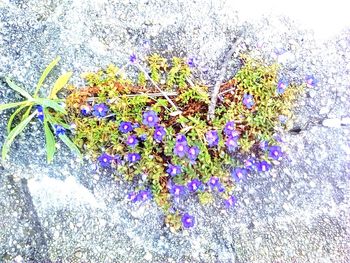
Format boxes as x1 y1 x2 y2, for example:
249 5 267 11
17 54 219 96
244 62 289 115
0 0 349 262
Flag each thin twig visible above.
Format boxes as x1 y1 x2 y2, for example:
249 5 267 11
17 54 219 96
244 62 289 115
134 63 179 112
186 77 195 87
218 86 237 96
207 37 242 121
86 92 178 103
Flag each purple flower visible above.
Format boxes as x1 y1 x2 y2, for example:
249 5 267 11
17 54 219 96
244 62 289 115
98 153 113 168
268 146 283 160
277 79 288 94
224 121 235 136
231 168 248 182
174 142 188 158
80 105 91 116
306 75 317 87
142 40 150 50
257 160 271 172
133 123 140 129
114 154 122 164
142 110 159 127
166 164 182 176
137 189 152 201
244 158 256 171
226 136 238 152
259 141 269 151
119 121 133 133
181 213 195 228
243 94 254 109
36 105 44 122
126 135 139 148
187 179 202 192
153 126 166 142
208 177 224 192
274 47 286 56
169 184 186 197
206 130 219 147
54 125 66 136
278 115 288 124
187 57 197 68
127 153 141 163
128 192 138 203
139 134 147 141
129 53 137 63
187 146 200 161
93 103 109 118
176 134 187 143
224 195 237 208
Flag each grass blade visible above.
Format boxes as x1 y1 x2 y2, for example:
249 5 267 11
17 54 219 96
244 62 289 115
7 104 29 133
1 111 37 160
5 77 33 100
44 119 56 163
49 72 72 99
34 56 61 97
59 134 81 158
34 98 67 114
0 101 28 112
22 105 32 120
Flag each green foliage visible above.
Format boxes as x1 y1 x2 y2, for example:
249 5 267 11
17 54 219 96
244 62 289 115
0 57 79 163
64 54 304 229
1 53 305 230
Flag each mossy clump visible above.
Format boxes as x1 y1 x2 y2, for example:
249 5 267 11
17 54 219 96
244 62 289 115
64 54 304 229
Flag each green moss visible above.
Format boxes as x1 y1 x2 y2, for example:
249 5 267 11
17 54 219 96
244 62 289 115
64 54 304 227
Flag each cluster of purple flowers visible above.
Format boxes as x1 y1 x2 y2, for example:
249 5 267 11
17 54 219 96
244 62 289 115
173 134 200 161
223 121 240 153
98 152 141 167
128 189 152 203
207 177 225 192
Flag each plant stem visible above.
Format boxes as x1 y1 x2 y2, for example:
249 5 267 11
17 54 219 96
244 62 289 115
134 63 179 112
86 92 177 102
207 38 242 121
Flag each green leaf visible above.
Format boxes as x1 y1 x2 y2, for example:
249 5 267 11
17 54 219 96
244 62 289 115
49 72 72 99
34 56 61 97
2 111 37 160
34 98 67 114
0 101 28 112
44 120 56 163
7 104 29 133
59 134 81 158
22 105 32 120
5 77 33 100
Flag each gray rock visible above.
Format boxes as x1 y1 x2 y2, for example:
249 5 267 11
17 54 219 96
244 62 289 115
0 0 350 262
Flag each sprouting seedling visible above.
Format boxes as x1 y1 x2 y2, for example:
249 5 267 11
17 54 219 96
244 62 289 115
0 57 81 163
